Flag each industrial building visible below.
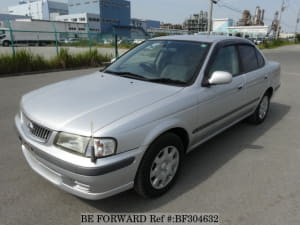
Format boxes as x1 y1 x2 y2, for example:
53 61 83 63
183 11 208 33
237 6 265 26
8 0 68 20
68 0 131 33
229 6 273 38
253 6 265 25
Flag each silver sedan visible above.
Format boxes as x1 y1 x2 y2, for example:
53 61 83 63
15 35 281 200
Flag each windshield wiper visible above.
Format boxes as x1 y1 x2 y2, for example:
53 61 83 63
104 70 148 81
104 70 186 85
148 78 186 85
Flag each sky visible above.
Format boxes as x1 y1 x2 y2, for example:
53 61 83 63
0 0 299 32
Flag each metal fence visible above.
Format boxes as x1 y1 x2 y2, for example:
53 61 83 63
0 19 150 58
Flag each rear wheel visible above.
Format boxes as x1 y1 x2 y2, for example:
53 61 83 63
134 133 184 198
247 93 270 124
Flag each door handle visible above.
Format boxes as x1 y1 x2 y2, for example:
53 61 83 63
238 85 243 90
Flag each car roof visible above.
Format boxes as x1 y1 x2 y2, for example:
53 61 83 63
151 35 251 44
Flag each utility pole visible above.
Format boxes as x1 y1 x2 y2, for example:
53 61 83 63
207 0 218 35
295 9 300 42
276 0 286 40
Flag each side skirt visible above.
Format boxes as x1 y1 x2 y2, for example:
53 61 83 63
186 110 255 153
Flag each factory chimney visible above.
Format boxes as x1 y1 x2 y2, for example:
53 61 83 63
261 9 265 23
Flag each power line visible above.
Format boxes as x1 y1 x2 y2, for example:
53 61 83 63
216 2 243 14
281 20 297 28
285 0 299 15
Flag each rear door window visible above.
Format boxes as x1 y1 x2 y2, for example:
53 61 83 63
238 45 259 73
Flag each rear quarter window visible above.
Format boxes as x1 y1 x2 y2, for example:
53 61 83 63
256 49 265 68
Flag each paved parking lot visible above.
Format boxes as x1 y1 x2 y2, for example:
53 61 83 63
0 45 300 225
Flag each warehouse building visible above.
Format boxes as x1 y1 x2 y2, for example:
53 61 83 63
8 0 68 20
55 13 101 32
0 13 31 21
227 25 268 38
7 0 134 36
147 28 188 36
0 18 88 46
212 18 234 34
131 18 160 31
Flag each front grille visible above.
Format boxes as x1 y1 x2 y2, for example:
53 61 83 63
22 113 52 142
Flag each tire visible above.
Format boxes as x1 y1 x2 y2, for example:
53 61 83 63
134 133 184 198
2 40 10 47
247 92 270 124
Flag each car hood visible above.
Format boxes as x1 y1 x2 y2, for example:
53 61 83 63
21 72 183 136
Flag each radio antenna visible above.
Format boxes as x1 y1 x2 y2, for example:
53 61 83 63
90 122 96 163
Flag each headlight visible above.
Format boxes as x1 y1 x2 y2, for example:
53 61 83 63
55 132 117 158
92 138 117 158
55 132 90 154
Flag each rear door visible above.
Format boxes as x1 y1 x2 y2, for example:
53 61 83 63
238 45 269 108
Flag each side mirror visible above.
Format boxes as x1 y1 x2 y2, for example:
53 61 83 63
208 71 233 85
110 58 116 63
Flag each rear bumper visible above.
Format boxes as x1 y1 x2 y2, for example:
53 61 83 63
15 115 146 200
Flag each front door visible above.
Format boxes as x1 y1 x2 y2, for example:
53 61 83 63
192 44 246 146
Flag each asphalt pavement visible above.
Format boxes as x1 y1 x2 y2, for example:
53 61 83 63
0 45 300 225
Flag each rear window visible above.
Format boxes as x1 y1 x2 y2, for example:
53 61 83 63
238 45 259 73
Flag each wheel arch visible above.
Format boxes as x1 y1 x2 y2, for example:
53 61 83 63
165 127 189 152
141 122 190 153
265 87 274 98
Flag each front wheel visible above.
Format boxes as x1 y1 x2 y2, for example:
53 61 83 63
247 93 270 124
134 133 184 198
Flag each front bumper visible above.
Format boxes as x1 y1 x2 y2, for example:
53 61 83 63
15 115 146 200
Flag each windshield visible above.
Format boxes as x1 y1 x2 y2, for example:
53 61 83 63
104 40 211 85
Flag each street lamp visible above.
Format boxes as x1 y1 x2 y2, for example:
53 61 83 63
208 0 218 34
